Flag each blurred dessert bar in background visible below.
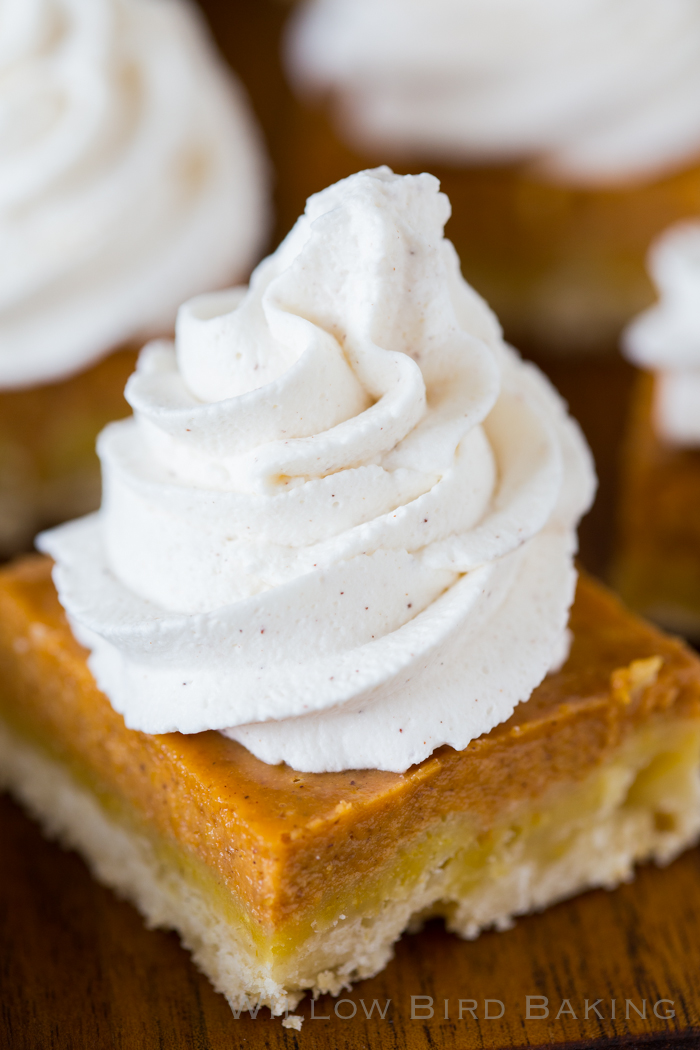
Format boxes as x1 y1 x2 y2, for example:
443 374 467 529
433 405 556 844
284 0 700 357
615 221 700 640
0 0 270 556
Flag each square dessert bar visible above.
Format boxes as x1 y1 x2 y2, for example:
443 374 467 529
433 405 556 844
615 371 700 640
1 556 700 1014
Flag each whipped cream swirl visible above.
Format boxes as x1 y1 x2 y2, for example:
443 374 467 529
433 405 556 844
0 0 269 389
624 221 700 446
40 169 595 773
287 0 700 185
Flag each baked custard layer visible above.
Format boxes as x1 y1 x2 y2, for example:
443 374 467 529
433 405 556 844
615 370 700 638
1 556 700 1013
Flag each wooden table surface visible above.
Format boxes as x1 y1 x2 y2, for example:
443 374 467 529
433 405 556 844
2 3 699 1048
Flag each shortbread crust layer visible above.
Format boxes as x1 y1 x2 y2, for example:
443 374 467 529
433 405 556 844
1 556 700 1012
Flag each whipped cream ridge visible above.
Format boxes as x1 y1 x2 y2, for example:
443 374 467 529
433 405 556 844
0 0 269 389
287 0 700 185
624 221 700 447
40 169 595 773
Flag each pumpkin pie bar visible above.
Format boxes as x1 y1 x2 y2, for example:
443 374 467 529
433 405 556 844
615 371 700 640
2 555 700 1015
615 220 700 640
284 0 700 358
0 0 269 557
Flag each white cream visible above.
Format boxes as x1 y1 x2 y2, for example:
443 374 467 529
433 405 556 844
624 221 700 446
39 169 596 773
0 0 269 389
287 0 700 185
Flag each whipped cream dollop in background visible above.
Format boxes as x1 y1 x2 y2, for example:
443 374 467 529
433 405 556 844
40 169 595 773
287 0 700 186
0 0 269 389
624 221 700 447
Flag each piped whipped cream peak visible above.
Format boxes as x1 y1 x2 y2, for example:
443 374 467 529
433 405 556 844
0 0 269 389
624 221 700 447
40 168 596 774
287 0 700 185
